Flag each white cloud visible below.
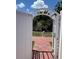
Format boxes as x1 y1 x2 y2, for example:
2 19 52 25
26 8 30 12
26 8 32 14
31 0 48 9
16 2 25 9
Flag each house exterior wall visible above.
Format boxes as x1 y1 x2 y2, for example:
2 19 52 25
16 11 33 59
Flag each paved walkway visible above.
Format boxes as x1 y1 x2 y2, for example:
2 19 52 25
32 36 52 51
32 36 53 59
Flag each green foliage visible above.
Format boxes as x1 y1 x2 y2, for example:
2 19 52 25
55 1 62 14
33 15 53 32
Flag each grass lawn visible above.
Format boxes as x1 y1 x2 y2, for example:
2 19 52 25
32 31 52 37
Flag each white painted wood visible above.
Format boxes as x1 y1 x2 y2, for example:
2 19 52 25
58 27 62 59
51 12 61 59
58 11 62 59
16 11 33 59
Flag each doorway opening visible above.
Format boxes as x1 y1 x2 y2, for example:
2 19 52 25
32 15 54 59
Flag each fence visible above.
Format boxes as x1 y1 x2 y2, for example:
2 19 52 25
32 50 54 59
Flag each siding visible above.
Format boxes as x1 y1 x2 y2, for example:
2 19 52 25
16 11 33 59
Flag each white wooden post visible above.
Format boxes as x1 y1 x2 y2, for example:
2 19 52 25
58 11 62 59
58 27 62 59
52 12 61 59
16 11 33 59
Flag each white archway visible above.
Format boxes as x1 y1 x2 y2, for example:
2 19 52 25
33 12 61 59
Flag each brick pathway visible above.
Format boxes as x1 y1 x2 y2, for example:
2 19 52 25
32 36 52 51
32 36 53 59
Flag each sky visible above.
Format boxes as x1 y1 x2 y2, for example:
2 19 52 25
16 0 58 13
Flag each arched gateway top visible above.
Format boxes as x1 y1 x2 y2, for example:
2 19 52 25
33 14 52 19
33 11 60 20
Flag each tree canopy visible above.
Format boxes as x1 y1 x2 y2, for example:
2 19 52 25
55 1 62 14
33 15 53 32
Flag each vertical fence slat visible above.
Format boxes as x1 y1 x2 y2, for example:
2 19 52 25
51 53 54 58
32 50 53 59
42 52 45 59
38 52 40 59
46 53 50 59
